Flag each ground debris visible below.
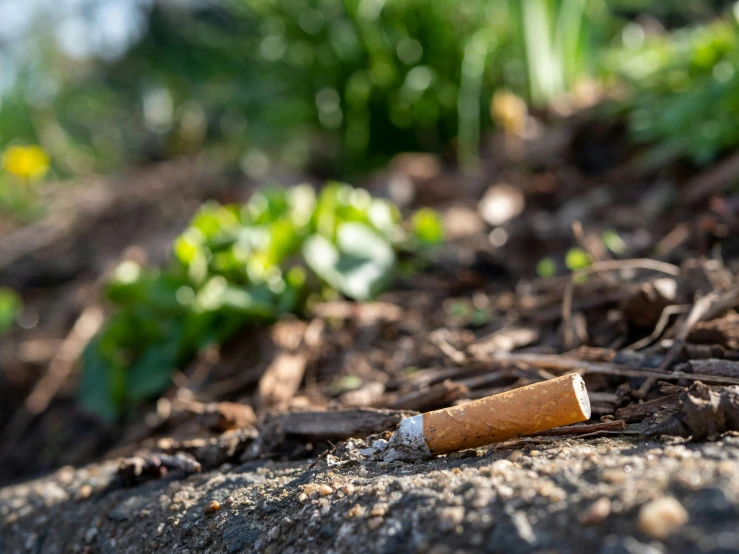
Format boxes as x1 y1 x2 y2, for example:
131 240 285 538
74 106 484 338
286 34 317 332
241 408 414 461
276 408 412 441
616 394 681 423
118 452 201 486
689 311 739 349
174 400 257 433
677 358 739 379
157 427 258 468
385 380 468 412
652 382 739 438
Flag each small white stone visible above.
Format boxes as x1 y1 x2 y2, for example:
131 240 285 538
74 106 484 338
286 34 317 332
639 497 689 540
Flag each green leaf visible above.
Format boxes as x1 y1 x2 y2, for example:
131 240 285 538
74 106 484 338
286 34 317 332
190 203 240 239
602 229 627 255
174 229 204 266
79 337 121 422
303 222 395 301
536 257 556 278
0 288 21 334
411 208 444 246
565 248 591 271
368 198 402 240
125 341 179 401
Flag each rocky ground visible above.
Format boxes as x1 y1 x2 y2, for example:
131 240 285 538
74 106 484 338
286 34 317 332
3 435 739 554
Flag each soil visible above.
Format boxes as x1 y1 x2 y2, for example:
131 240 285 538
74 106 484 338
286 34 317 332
3 435 739 553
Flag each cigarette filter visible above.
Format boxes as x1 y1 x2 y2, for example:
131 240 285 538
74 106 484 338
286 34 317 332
387 373 590 459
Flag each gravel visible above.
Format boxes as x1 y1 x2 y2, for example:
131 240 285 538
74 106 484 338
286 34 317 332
2 436 739 553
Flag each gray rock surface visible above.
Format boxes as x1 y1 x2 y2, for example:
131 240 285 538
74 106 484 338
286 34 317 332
2 436 739 553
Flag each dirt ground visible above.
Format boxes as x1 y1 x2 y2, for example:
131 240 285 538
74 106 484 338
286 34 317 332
2 435 739 554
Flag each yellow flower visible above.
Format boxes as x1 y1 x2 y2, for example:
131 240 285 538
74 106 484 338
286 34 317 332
2 145 50 180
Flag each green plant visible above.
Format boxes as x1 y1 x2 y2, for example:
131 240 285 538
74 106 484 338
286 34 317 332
565 247 592 271
80 183 442 420
511 0 606 106
0 1 625 181
609 15 739 165
227 0 516 173
536 256 557 278
0 288 22 334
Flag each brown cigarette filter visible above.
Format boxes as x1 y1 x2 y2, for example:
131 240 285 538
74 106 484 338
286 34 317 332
390 374 590 458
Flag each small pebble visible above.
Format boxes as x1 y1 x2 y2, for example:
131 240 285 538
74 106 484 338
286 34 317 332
438 506 465 532
341 484 355 495
580 497 611 525
84 527 97 544
268 525 280 541
346 504 364 518
639 497 688 540
75 485 93 501
318 485 334 496
508 451 524 462
56 466 75 485
297 493 308 503
601 469 627 484
203 500 221 515
370 503 388 517
367 516 384 530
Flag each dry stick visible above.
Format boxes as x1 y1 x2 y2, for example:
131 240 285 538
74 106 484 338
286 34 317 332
258 352 308 407
534 419 626 437
430 331 467 364
626 304 691 351
657 286 739 372
561 259 681 348
572 220 610 263
657 293 719 371
495 428 640 449
387 380 468 412
490 351 739 385
684 149 739 204
25 306 105 414
636 286 739 397
701 285 739 321
615 394 681 423
0 306 104 461
677 359 739 379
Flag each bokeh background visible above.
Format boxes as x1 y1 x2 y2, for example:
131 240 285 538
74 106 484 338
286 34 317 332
0 0 734 191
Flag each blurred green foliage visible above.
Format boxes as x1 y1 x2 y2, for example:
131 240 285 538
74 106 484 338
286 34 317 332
0 288 22 335
0 0 614 183
536 256 557 278
3 0 738 188
80 183 441 420
565 247 592 271
513 0 602 107
611 13 739 164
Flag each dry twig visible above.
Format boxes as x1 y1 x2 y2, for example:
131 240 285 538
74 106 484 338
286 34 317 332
562 259 681 348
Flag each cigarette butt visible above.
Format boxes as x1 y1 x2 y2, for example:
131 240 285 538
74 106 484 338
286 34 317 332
386 374 590 459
